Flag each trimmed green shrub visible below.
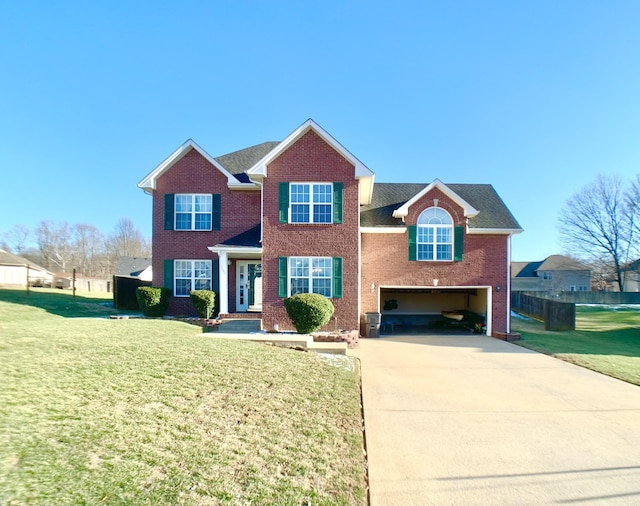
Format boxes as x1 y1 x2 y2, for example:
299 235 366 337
283 293 335 334
136 287 171 317
190 290 216 319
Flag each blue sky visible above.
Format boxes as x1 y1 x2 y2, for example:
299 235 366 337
1 1 639 261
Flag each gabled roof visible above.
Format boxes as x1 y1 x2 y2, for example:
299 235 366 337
115 257 152 277
137 139 258 193
360 183 522 232
512 260 544 278
0 249 51 273
246 119 375 205
537 255 589 271
392 179 479 219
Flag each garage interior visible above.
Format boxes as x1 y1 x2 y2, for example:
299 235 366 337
379 287 489 335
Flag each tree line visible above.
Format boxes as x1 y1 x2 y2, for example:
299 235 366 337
1 218 150 278
559 173 640 291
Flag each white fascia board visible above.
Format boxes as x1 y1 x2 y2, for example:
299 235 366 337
246 119 374 180
359 174 375 206
228 182 260 190
466 227 524 235
392 179 479 219
360 226 406 234
137 139 242 192
208 245 263 255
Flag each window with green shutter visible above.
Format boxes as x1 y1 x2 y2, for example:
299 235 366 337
164 194 174 230
278 257 288 297
163 259 173 291
454 225 464 262
333 182 343 224
278 183 289 223
332 257 343 298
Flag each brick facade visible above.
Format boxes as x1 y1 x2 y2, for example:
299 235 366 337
361 189 510 334
152 149 260 315
142 122 517 335
261 130 361 331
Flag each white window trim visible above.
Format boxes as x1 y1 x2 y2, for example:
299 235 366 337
417 207 453 262
175 193 213 231
174 259 212 297
289 182 333 224
288 256 332 298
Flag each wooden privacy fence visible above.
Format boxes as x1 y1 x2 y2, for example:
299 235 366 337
511 292 575 331
113 276 152 310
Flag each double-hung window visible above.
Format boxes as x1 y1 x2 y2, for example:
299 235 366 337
174 260 212 296
417 207 453 261
175 194 212 230
289 257 333 297
290 183 333 223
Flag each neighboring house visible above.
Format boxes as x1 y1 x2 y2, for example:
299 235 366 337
618 259 640 292
138 119 522 336
512 255 591 292
0 249 53 287
115 257 153 281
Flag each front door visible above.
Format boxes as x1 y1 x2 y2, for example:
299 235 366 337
236 261 262 312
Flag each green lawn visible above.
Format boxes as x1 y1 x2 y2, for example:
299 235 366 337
0 288 367 505
512 305 640 386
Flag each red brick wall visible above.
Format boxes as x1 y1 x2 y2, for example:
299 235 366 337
360 188 509 334
261 129 361 331
152 149 260 315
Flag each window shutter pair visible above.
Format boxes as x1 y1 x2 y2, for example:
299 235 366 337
277 256 343 298
407 225 464 262
163 194 221 230
278 182 343 224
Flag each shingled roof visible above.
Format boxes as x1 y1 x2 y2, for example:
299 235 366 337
360 182 521 230
215 142 280 177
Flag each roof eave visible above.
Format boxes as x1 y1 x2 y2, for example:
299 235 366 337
392 179 480 219
466 227 524 235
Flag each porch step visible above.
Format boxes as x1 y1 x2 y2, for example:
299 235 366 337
213 318 262 333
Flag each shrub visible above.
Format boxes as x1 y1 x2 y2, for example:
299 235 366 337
190 290 216 319
136 287 171 317
283 293 335 334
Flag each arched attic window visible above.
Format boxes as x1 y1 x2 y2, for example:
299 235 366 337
417 207 453 261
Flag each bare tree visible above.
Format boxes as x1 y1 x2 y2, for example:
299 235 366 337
71 224 105 276
35 220 73 272
559 174 637 291
2 224 31 254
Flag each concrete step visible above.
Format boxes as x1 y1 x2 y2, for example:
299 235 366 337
214 319 262 333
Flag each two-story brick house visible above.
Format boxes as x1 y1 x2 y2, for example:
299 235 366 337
138 119 522 337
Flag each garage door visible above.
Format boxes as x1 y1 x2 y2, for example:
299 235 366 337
379 286 491 334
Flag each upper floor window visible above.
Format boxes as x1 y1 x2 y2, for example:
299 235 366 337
164 193 221 231
279 182 343 224
175 194 212 230
417 207 453 261
290 183 333 223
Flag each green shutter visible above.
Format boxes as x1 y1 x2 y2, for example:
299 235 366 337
332 257 343 298
278 257 288 297
333 182 343 224
163 259 173 291
211 258 219 292
278 183 289 223
212 194 221 230
454 225 464 262
164 194 174 230
408 225 417 261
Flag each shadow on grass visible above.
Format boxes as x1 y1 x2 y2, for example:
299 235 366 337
0 287 127 318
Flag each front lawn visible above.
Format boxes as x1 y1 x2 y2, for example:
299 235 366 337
0 288 367 505
511 305 640 386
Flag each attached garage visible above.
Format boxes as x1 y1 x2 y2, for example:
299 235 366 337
378 286 491 335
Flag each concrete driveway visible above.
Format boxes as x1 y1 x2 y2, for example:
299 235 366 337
351 334 640 505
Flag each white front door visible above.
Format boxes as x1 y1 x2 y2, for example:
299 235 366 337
236 261 262 312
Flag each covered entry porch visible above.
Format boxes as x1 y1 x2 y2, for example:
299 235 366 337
209 244 262 317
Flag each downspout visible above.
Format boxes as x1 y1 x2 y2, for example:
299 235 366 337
506 235 512 333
